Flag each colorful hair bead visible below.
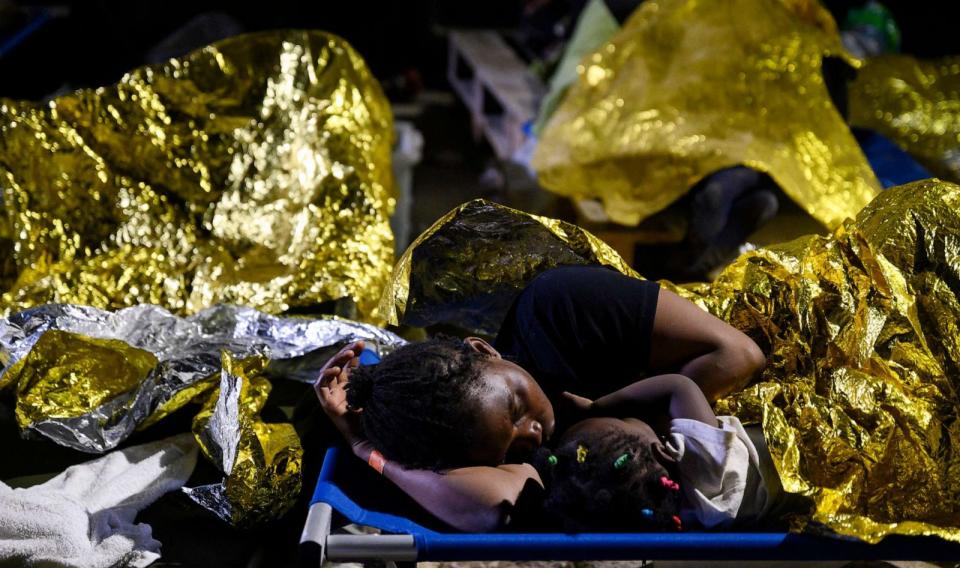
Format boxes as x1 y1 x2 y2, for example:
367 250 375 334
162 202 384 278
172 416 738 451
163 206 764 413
641 508 654 519
547 455 558 466
660 475 680 491
576 444 589 463
613 453 630 469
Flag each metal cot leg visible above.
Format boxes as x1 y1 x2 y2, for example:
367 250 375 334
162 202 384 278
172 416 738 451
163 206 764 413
300 501 418 565
325 534 417 563
299 502 333 567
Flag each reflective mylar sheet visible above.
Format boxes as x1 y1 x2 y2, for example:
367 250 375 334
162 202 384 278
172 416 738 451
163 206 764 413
184 352 302 527
380 199 637 336
0 30 395 321
386 180 960 542
850 54 960 184
0 304 404 524
0 303 404 452
533 0 879 228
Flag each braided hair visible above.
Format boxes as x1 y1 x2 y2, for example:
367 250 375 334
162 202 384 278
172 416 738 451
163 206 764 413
532 427 682 532
346 336 492 470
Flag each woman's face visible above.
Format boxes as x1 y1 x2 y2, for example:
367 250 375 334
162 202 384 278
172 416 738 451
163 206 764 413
464 354 556 466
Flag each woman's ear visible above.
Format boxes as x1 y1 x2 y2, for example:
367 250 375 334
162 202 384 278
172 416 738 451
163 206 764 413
464 337 502 358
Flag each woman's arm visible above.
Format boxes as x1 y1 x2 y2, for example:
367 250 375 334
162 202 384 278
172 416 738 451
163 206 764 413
351 440 539 532
314 341 535 532
648 289 767 401
567 373 716 426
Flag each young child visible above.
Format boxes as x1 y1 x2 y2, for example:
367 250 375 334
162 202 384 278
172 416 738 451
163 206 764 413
533 374 797 531
532 420 685 532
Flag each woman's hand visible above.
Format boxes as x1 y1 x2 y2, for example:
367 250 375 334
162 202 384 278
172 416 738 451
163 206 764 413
314 340 365 446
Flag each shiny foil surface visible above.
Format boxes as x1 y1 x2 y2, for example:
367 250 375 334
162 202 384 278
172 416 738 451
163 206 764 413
380 198 638 336
0 30 396 321
387 180 960 542
532 0 879 228
184 352 302 527
0 303 404 454
699 178 960 543
850 54 960 183
0 303 403 524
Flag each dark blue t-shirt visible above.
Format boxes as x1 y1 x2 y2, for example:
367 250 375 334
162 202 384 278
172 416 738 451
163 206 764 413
494 265 661 401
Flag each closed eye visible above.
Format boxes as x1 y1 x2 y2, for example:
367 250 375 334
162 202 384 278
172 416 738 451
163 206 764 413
510 394 524 424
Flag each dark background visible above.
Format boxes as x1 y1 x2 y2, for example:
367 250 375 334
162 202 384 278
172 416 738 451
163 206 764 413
2 0 958 101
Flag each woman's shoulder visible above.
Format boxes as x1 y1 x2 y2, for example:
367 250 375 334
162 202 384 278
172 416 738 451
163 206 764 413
440 462 543 504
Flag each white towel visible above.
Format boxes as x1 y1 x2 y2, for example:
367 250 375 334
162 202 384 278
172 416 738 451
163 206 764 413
0 433 198 568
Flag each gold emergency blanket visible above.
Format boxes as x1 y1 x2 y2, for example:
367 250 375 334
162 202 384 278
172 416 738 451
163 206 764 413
700 178 960 542
532 0 880 229
380 199 637 336
0 303 406 524
185 353 302 527
850 54 960 184
385 179 960 542
0 30 395 321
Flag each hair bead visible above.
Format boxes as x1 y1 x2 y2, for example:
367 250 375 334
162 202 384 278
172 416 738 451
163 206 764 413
613 453 630 469
660 475 680 491
576 444 589 463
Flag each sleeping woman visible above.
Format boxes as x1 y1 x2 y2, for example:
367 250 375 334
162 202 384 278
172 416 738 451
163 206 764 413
314 264 766 531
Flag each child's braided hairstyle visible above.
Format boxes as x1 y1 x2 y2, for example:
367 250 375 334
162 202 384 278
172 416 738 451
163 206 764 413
346 336 492 470
532 427 682 532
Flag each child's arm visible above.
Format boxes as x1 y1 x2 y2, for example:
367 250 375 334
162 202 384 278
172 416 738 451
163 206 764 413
315 342 535 532
566 373 716 426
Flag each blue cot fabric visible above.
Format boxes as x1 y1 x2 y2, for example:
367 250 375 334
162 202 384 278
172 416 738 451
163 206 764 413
357 348 381 366
855 126 933 188
312 447 437 536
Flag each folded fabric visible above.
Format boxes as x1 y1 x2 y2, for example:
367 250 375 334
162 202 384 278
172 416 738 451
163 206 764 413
665 417 771 529
0 433 198 568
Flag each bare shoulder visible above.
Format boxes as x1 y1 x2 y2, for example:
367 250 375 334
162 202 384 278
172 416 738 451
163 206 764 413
444 463 542 484
441 463 543 504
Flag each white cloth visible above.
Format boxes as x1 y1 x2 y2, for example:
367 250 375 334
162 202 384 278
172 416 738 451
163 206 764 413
664 416 778 529
0 433 198 568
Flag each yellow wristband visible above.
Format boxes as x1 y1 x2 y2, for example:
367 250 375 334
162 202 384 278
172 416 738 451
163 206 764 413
368 449 387 475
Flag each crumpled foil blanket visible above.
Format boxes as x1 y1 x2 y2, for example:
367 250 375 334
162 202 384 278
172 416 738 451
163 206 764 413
384 179 960 543
185 352 305 527
379 199 637 337
0 303 405 525
532 0 879 229
0 30 396 321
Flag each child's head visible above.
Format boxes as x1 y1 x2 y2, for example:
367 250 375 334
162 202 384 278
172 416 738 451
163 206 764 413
534 417 683 532
347 336 555 470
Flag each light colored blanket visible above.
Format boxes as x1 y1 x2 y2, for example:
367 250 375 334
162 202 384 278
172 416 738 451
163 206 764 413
0 434 198 567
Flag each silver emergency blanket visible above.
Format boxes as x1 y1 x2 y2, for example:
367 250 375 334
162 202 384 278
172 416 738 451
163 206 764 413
0 303 404 454
183 351 303 527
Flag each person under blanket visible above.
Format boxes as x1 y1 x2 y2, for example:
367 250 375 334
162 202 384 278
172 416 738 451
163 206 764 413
314 264 767 531
528 374 807 532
